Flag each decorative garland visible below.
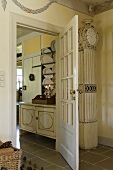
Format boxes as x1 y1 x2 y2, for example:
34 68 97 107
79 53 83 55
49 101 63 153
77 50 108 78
11 0 57 14
1 0 7 11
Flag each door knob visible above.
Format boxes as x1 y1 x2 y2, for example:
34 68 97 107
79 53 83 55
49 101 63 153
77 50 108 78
70 90 75 94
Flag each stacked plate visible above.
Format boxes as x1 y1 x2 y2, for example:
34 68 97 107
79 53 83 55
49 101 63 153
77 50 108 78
40 48 56 90
41 47 52 54
42 78 54 87
40 54 54 68
43 68 53 78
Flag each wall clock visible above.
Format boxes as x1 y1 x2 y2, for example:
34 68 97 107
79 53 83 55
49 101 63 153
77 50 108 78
78 19 99 50
86 27 98 46
83 19 99 48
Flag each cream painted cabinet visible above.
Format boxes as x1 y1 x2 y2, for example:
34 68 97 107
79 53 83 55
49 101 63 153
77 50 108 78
19 103 56 139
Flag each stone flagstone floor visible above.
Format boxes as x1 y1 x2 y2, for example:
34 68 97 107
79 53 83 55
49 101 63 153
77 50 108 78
16 126 113 170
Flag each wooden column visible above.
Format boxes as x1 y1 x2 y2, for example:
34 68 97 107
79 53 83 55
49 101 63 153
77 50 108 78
78 49 98 149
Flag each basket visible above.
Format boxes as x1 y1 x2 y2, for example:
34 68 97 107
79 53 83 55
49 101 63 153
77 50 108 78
0 146 22 170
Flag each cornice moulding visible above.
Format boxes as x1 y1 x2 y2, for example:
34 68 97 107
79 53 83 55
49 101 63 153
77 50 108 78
49 0 94 16
50 0 113 16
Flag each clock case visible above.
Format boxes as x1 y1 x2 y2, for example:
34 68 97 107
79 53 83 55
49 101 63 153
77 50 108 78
78 19 99 51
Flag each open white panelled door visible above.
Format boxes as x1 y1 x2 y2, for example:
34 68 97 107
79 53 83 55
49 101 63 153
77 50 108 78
59 16 79 170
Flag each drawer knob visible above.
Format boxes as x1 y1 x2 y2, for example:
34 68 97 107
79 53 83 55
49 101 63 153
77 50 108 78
36 117 38 120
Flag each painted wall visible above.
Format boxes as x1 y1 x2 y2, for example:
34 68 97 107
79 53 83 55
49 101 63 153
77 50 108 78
42 34 55 48
24 36 41 55
0 3 10 142
94 9 113 145
0 0 92 144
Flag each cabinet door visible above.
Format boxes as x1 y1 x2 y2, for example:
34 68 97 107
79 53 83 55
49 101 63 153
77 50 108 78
36 107 56 138
19 105 35 132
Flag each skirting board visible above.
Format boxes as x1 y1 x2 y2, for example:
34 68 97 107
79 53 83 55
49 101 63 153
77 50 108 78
98 136 113 147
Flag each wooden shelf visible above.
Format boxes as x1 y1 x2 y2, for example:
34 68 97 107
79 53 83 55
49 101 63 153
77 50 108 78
42 84 55 86
32 62 55 68
43 73 56 76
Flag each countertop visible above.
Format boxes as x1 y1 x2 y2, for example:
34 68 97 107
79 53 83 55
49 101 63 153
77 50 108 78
19 102 56 108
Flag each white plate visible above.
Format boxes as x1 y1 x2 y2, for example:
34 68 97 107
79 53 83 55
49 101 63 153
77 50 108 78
40 54 54 68
43 68 53 78
41 47 52 54
42 78 54 86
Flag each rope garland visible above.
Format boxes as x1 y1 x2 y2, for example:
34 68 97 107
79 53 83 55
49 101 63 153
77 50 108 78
11 0 57 14
1 0 7 11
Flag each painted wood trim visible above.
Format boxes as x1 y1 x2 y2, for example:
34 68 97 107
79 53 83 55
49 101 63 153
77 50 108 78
17 32 42 45
98 136 113 148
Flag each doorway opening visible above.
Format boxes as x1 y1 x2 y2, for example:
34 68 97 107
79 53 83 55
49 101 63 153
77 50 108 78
10 13 79 170
9 13 62 148
16 24 57 149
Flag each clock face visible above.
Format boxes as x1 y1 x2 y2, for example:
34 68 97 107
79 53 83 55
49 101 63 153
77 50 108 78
86 28 97 46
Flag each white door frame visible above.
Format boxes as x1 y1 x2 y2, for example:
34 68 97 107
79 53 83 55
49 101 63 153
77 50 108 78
9 12 63 147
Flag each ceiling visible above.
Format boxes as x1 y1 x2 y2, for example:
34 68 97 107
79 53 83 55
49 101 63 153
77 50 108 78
77 0 109 6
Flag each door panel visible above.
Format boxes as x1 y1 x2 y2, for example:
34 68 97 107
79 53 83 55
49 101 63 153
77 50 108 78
59 16 79 170
35 107 56 138
20 105 35 132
